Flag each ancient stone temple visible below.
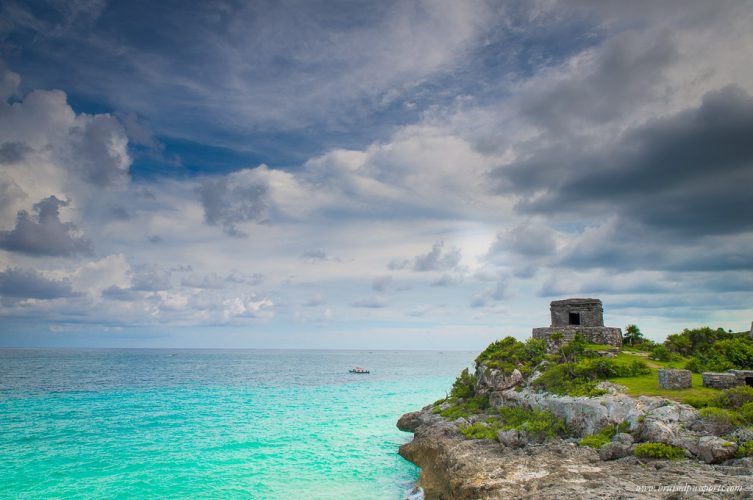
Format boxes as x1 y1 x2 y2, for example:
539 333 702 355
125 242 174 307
532 298 623 347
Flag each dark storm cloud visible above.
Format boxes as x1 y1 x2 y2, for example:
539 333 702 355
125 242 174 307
498 86 753 238
197 178 268 237
0 196 93 256
519 31 677 133
0 267 79 299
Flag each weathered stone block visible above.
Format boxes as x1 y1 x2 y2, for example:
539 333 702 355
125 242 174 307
657 369 692 390
702 372 738 390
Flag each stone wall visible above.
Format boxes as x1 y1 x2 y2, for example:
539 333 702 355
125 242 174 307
730 370 753 387
532 326 623 348
702 372 739 390
658 369 692 389
550 298 604 327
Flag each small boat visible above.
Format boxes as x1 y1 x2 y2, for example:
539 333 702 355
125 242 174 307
349 367 370 374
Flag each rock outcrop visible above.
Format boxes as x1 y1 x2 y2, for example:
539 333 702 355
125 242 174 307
398 404 753 499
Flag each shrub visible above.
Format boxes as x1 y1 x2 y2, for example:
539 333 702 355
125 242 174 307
438 395 490 420
664 327 731 357
579 425 617 449
739 402 753 425
683 337 753 372
497 406 568 441
633 442 685 460
684 395 713 409
459 421 499 440
713 386 753 410
698 407 742 433
737 440 753 458
648 345 681 362
531 356 649 396
475 337 548 376
449 368 476 400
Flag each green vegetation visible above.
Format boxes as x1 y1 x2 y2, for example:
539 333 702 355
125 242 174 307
698 407 743 432
633 442 685 460
579 425 616 448
475 337 548 376
691 386 753 432
439 325 753 443
449 368 476 400
685 338 753 373
737 440 753 458
459 421 500 440
623 324 644 346
658 326 753 373
457 407 568 441
578 422 630 448
497 406 568 441
435 395 490 420
533 351 650 397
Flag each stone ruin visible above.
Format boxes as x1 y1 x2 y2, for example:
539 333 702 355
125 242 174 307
702 369 753 390
532 298 623 348
657 368 692 389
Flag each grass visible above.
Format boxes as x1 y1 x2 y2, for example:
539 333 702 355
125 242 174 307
583 343 616 351
608 351 720 404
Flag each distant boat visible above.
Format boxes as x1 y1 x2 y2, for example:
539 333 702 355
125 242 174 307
349 367 370 374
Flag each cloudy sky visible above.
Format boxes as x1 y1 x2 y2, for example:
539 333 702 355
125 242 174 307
1 0 752 349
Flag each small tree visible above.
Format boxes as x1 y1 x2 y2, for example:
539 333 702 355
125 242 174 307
624 324 644 346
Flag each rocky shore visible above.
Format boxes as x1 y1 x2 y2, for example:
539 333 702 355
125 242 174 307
398 399 753 499
397 357 753 499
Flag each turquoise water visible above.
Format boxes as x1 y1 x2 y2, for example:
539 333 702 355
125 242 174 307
0 349 473 498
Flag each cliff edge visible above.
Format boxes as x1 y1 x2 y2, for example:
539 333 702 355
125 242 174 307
397 336 753 499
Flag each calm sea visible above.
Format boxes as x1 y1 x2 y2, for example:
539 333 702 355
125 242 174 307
0 349 474 498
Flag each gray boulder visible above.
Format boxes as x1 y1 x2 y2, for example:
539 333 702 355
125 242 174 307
475 364 524 393
498 428 527 448
697 436 738 464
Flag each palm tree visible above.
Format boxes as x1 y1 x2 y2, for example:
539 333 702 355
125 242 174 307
624 324 644 346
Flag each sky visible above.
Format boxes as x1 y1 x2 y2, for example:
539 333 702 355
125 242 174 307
1 0 752 349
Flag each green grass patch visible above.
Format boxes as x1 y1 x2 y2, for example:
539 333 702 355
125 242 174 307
583 343 615 351
608 352 720 404
633 442 685 460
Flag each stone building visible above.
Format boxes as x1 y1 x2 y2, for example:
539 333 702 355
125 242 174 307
532 298 623 347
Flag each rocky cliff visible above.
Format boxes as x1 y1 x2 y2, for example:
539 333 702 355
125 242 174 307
397 353 753 499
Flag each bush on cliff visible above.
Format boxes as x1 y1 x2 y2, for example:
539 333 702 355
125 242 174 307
475 337 548 376
684 338 753 373
497 406 568 441
633 442 685 460
449 368 476 400
459 421 500 440
578 423 630 448
532 357 650 397
435 395 490 420
737 440 753 458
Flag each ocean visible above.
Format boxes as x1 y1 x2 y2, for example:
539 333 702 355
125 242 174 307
0 349 474 498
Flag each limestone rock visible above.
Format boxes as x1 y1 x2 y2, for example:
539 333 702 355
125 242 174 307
397 411 422 432
697 436 738 464
474 364 523 394
497 429 526 448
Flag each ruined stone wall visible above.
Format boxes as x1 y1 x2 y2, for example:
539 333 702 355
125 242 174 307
701 372 739 390
550 298 604 327
532 326 622 348
657 369 692 389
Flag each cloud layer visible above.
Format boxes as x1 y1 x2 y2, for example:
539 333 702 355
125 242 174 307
1 1 753 347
